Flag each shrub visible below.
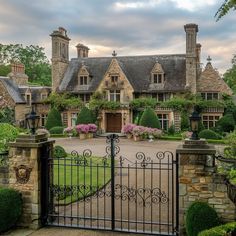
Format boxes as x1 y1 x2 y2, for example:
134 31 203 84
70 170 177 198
0 123 19 152
180 112 190 131
185 201 220 236
199 129 221 140
49 126 64 134
139 107 161 129
53 145 67 158
76 106 95 124
216 114 235 133
0 188 22 233
45 108 62 130
168 124 175 135
123 124 137 134
198 222 236 236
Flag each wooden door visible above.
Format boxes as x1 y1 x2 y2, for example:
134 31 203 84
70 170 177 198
106 113 122 133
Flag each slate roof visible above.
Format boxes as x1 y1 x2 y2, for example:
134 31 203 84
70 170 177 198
0 77 51 104
0 77 25 103
59 54 186 93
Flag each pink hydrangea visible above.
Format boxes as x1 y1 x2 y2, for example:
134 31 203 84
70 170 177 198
88 124 97 133
63 126 74 134
76 124 89 134
123 124 137 134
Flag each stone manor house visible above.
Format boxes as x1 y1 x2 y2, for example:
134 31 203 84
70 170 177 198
51 24 232 133
0 23 232 132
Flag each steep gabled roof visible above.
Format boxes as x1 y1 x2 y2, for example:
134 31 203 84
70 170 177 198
0 77 25 103
59 54 186 93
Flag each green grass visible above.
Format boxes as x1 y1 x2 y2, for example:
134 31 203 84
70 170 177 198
53 156 111 205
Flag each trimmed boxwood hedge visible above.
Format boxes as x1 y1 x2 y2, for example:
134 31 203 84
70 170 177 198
53 145 67 158
199 129 221 140
139 107 161 129
45 108 63 130
49 126 64 134
198 222 236 236
186 201 220 236
0 188 22 233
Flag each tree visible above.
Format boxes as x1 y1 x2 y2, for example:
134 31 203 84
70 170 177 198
0 44 51 86
139 107 161 128
215 0 236 21
76 106 95 125
223 55 236 94
45 108 63 130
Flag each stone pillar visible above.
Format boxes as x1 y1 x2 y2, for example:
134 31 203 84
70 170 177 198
8 134 54 229
176 139 236 234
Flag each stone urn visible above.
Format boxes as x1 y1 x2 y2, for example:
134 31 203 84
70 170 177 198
79 133 87 140
133 135 142 142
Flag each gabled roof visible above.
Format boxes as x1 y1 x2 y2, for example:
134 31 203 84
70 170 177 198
59 54 186 93
0 77 25 103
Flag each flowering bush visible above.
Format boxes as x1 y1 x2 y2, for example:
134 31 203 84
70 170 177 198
63 127 74 134
181 131 193 139
122 124 137 134
130 125 162 139
88 124 97 133
75 124 97 134
132 125 146 137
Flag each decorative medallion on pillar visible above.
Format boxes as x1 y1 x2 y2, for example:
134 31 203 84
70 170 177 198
14 165 32 184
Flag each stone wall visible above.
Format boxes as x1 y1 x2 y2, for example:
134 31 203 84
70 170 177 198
0 166 9 187
177 140 236 234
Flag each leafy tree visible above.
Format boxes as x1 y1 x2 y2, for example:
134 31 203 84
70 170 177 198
44 93 82 111
0 44 51 86
0 64 11 76
45 108 63 130
215 0 236 21
0 107 15 124
216 113 235 133
223 55 236 94
139 107 161 128
76 106 95 124
180 112 190 131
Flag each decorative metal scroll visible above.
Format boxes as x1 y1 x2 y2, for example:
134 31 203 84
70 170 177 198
71 149 92 165
51 183 168 207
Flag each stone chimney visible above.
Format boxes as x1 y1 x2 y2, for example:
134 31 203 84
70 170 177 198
76 43 89 58
8 63 28 85
50 27 70 91
184 23 198 93
196 43 202 77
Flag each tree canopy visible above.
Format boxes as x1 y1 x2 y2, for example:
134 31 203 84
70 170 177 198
223 55 236 94
215 0 236 21
0 44 51 86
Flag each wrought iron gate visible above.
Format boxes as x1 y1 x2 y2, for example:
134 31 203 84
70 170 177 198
41 134 179 235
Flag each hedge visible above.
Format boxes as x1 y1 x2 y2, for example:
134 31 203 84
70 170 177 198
186 201 220 236
216 114 235 133
49 126 64 134
198 222 236 236
76 106 95 124
53 145 67 158
0 188 22 233
199 129 221 140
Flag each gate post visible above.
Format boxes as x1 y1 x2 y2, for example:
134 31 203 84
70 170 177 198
176 139 216 235
8 134 54 229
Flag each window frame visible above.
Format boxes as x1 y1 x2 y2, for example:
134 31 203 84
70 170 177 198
109 90 120 102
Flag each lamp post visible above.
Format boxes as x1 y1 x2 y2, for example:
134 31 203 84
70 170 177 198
26 107 40 135
189 107 201 140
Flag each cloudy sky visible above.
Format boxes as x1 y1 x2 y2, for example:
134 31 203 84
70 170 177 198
0 0 235 74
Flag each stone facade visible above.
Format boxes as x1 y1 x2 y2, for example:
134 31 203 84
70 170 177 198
177 140 236 234
0 80 15 108
8 134 54 229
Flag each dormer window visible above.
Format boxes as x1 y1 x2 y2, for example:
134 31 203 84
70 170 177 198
111 76 118 83
153 73 164 84
25 94 31 106
41 93 48 100
80 76 88 85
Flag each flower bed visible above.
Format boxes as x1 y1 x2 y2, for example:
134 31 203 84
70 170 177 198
75 124 97 139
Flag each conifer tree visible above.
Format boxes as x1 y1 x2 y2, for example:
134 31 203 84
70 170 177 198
139 107 161 128
45 107 62 130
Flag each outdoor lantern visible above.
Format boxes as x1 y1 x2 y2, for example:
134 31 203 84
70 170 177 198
26 107 40 135
189 107 201 140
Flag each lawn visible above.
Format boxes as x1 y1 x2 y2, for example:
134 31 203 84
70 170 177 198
52 156 111 204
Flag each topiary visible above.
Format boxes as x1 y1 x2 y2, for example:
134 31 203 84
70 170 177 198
139 107 160 128
185 201 220 236
0 123 19 152
216 114 235 133
53 145 67 158
199 129 221 140
76 106 95 125
0 188 22 233
49 126 64 134
45 107 62 130
180 112 190 131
